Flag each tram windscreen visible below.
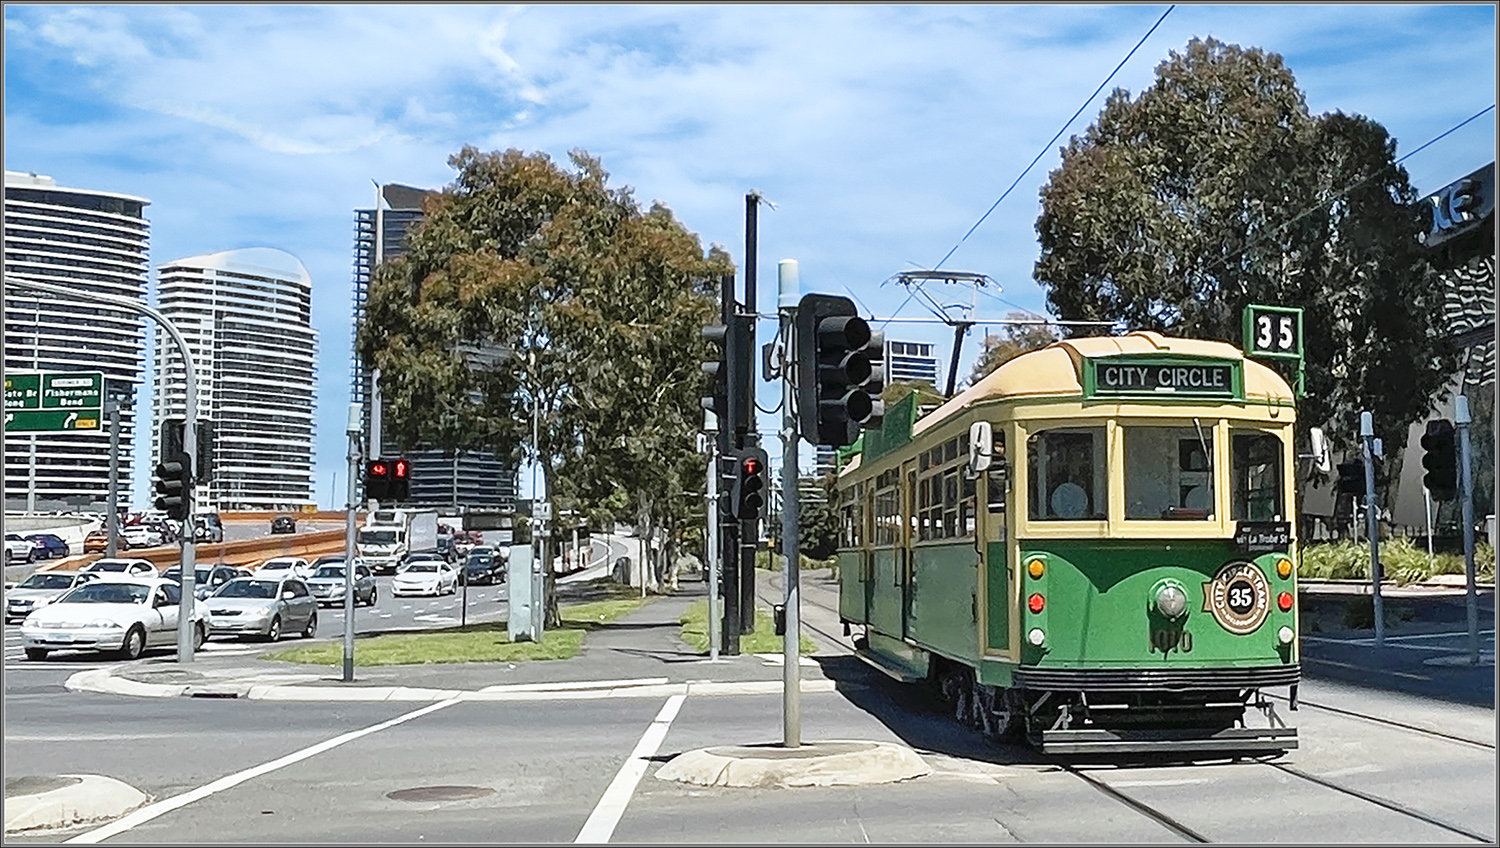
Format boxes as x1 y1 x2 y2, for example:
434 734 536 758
1232 431 1284 521
1028 428 1106 520
1124 426 1216 520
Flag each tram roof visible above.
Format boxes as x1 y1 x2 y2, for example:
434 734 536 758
909 331 1295 439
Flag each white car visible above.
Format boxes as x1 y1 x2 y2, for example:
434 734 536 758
81 558 159 578
122 525 165 548
19 576 209 661
4 533 35 565
5 570 102 622
391 561 459 597
255 557 313 580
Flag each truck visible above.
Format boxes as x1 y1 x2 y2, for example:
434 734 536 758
357 508 439 575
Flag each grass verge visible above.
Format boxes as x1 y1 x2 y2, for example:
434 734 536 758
678 599 817 655
261 581 647 667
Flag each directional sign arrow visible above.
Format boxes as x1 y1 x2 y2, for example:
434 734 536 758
64 412 78 429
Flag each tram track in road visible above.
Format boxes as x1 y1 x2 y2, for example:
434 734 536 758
1264 690 1495 751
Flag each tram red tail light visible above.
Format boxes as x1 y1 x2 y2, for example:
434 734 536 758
1028 593 1045 614
1277 591 1294 612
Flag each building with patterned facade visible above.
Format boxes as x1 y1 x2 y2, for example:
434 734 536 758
4 171 149 512
152 248 317 510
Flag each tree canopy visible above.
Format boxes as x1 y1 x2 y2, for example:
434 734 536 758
969 314 1060 383
1034 37 1456 483
358 146 732 617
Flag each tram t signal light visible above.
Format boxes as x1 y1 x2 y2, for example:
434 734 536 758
1420 419 1457 501
795 293 885 447
152 452 193 521
730 447 769 521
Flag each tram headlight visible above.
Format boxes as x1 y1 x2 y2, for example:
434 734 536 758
1028 628 1046 646
1277 625 1294 645
1151 580 1188 619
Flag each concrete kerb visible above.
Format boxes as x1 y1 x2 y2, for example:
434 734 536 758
654 740 931 788
4 774 149 834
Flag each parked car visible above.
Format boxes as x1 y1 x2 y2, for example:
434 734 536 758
160 565 243 600
5 570 102 623
461 553 500 586
80 558 159 578
255 557 313 580
194 513 224 543
5 533 35 565
24 534 69 560
305 561 377 607
205 576 318 641
122 525 165 548
19 576 209 661
270 515 297 534
391 561 458 597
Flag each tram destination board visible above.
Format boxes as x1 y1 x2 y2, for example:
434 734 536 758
1234 521 1291 553
4 371 104 432
1084 357 1241 399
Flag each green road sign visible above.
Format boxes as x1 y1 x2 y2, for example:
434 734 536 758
4 408 102 432
4 371 104 431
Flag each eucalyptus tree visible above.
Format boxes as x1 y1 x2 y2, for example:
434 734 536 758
1034 37 1455 505
360 146 731 623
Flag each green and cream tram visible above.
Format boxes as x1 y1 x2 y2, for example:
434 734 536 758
836 331 1300 755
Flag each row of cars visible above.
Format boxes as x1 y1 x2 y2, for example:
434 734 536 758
7 552 378 659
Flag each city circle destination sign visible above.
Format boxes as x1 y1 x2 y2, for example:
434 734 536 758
1083 357 1242 400
4 371 104 432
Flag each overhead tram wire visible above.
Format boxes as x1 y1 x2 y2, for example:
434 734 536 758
880 4 1175 331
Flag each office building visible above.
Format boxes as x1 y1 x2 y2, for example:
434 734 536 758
351 184 516 513
886 339 940 387
4 171 149 512
153 248 317 510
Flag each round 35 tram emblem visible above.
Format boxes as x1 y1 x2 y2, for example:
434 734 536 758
1202 561 1270 634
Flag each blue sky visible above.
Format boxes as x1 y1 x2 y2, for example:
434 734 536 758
4 4 1495 508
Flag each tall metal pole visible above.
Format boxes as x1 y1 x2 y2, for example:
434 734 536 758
343 403 361 682
1455 396 1479 664
705 411 721 662
719 273 741 656
740 196 761 635
1360 411 1383 648
778 258 801 748
105 399 121 559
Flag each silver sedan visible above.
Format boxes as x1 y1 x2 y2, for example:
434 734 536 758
205 576 319 642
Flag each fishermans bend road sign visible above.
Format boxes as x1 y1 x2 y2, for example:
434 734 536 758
4 371 104 432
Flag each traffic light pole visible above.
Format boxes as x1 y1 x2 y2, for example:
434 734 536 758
704 412 721 662
778 258 801 749
1455 396 1479 664
344 403 361 682
1360 411 1384 649
2 275 200 664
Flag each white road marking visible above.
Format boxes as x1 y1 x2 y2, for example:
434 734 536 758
65 697 463 844
1110 778 1206 788
480 677 669 693
575 695 686 843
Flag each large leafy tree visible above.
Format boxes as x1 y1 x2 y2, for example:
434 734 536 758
1034 37 1455 509
359 146 731 622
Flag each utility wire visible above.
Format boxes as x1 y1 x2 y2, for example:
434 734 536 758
930 4 1176 274
882 4 1174 333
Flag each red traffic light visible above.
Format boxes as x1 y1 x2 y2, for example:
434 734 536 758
394 458 409 478
742 458 761 475
370 462 389 477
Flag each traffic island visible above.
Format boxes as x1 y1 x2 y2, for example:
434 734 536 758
654 740 930 788
4 774 148 834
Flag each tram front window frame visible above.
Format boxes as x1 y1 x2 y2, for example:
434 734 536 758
1123 424 1217 521
1027 426 1108 522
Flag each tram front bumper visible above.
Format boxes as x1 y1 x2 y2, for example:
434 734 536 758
1039 725 1298 756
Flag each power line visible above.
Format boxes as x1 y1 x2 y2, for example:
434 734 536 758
929 5 1176 274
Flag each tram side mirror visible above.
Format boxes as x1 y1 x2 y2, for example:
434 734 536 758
968 421 993 476
1306 427 1332 473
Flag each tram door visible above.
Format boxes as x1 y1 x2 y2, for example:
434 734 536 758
901 460 917 640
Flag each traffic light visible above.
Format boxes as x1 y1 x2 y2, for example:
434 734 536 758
390 457 411 502
730 447 769 521
153 452 193 521
701 322 729 422
365 459 392 501
1421 419 1457 501
795 294 885 447
1335 461 1365 498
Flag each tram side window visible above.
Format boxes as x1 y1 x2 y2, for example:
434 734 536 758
1232 431 1284 521
1124 426 1216 520
1028 428 1107 521
987 429 1008 512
